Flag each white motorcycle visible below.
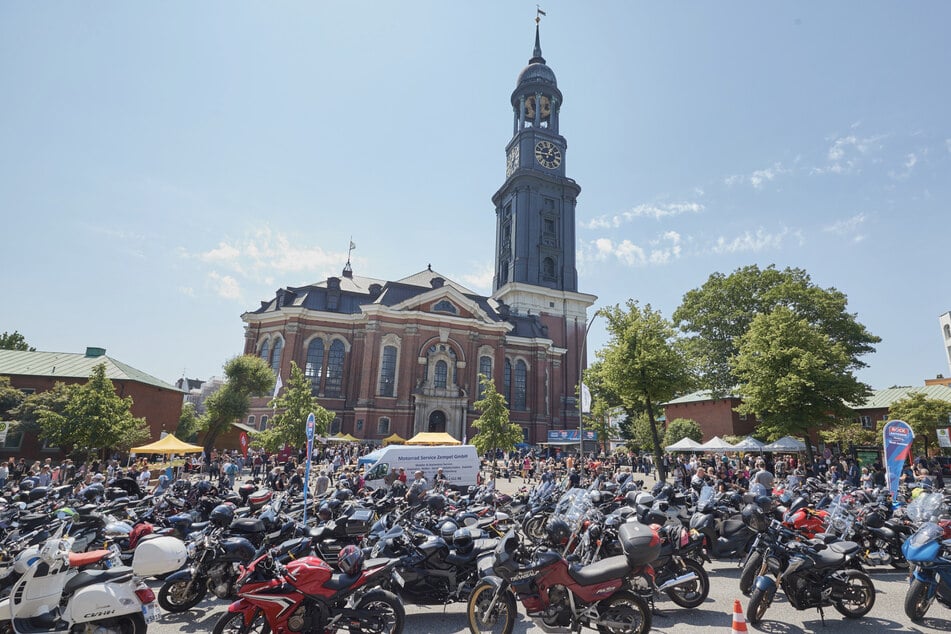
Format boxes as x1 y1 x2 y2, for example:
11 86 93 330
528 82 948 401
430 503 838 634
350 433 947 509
4 532 186 634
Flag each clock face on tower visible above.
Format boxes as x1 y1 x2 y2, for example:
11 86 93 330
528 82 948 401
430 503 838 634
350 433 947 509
534 140 562 169
506 145 520 177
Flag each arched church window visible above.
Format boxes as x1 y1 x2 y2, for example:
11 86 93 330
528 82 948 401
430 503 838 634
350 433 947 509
542 257 555 279
514 359 528 411
503 358 512 405
325 339 345 398
379 345 397 396
305 338 324 394
477 355 493 399
269 337 283 375
434 360 448 388
259 339 269 363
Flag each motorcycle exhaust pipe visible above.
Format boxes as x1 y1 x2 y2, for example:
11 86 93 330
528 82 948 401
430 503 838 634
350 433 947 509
656 571 698 592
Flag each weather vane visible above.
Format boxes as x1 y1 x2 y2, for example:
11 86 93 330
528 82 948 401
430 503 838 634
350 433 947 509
536 5 546 24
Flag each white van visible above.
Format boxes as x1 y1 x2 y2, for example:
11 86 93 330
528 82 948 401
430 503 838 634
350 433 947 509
361 445 480 490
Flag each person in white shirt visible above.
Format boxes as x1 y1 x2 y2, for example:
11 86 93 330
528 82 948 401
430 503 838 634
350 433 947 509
137 467 151 490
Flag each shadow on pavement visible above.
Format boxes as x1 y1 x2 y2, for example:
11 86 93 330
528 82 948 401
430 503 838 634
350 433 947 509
160 609 223 633
753 616 924 633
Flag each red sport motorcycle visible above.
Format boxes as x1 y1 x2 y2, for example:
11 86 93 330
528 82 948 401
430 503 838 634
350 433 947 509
466 523 658 634
212 549 404 634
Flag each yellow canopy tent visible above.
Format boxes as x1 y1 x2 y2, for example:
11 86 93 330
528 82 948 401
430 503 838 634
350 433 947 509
405 432 462 446
131 434 204 455
327 433 360 443
382 433 406 446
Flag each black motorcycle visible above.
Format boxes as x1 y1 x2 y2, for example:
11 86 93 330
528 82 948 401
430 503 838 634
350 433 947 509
689 485 756 560
747 522 875 625
371 518 497 604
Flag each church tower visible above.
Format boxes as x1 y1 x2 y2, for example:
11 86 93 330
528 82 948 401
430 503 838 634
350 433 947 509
492 21 596 430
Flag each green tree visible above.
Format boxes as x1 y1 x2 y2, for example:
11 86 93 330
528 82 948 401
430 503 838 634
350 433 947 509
627 412 662 455
584 398 617 455
0 376 24 416
35 363 150 459
254 361 333 452
0 331 35 351
731 307 872 467
176 402 201 443
883 392 951 458
10 381 78 435
597 301 694 481
200 355 275 453
820 419 877 448
471 375 523 481
674 265 880 397
663 418 703 449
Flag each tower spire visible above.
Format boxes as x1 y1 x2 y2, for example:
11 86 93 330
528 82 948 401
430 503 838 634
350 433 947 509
531 7 546 64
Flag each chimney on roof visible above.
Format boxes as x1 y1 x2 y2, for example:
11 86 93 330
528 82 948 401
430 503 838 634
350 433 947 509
85 347 106 358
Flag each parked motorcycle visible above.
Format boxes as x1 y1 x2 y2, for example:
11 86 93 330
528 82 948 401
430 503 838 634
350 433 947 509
747 529 875 625
689 485 756 559
214 546 404 634
902 491 951 622
466 523 656 634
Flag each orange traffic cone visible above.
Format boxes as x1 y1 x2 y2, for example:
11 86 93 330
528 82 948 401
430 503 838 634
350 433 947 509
731 599 748 633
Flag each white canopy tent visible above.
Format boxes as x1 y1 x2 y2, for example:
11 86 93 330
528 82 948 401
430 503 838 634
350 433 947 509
733 436 766 452
699 436 736 451
761 435 808 452
665 437 703 452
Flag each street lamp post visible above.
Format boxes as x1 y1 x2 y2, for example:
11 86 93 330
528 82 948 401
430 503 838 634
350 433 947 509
578 309 600 466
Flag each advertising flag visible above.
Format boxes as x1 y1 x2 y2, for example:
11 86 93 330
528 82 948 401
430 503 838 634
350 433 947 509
239 432 249 457
303 413 315 525
580 383 592 414
883 419 914 505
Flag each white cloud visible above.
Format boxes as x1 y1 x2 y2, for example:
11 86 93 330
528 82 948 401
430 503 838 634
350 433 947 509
460 262 494 293
888 152 919 180
823 213 867 243
209 272 241 299
584 202 703 229
814 133 886 175
711 228 789 254
724 163 788 189
589 232 682 267
180 226 349 286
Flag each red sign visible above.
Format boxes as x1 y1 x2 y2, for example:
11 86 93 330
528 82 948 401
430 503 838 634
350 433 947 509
239 432 249 457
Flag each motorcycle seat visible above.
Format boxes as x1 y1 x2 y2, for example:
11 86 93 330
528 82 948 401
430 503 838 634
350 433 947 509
68 549 111 568
190 521 210 532
323 572 360 591
567 555 629 587
63 566 133 597
870 526 896 540
473 538 499 553
828 541 860 556
230 518 265 534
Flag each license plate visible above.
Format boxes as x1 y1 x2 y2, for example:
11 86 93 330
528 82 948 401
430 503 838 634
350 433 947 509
143 603 161 623
392 570 404 588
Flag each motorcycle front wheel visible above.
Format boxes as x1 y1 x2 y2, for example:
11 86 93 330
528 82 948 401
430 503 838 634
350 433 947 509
596 591 651 634
158 577 209 612
747 586 772 625
213 610 270 634
833 570 875 618
739 552 762 597
904 578 935 622
467 582 516 634
665 559 709 608
354 589 405 634
522 515 548 543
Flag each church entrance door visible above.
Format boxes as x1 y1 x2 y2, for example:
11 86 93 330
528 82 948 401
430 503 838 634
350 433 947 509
428 410 447 433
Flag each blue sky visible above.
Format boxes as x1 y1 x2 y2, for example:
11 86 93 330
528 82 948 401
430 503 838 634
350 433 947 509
2 2 949 391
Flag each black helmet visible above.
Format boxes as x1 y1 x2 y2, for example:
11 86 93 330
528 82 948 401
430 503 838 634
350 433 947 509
337 544 364 575
427 495 447 514
546 517 571 547
82 483 105 502
318 502 333 522
741 503 768 532
210 503 236 528
625 490 639 507
439 520 459 541
865 510 885 529
587 490 602 505
333 488 353 502
195 480 213 496
452 527 475 554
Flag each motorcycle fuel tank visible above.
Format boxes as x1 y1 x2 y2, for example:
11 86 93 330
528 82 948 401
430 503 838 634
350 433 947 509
284 557 333 595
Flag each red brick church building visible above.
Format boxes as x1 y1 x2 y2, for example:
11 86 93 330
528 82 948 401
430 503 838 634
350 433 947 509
241 25 596 444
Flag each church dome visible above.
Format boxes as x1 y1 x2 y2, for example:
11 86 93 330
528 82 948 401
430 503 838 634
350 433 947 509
516 62 557 87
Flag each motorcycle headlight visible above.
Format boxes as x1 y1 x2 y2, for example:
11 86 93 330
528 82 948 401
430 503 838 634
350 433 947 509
186 542 198 558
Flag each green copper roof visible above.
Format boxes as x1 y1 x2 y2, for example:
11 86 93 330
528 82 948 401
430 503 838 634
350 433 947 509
856 385 951 409
0 349 180 392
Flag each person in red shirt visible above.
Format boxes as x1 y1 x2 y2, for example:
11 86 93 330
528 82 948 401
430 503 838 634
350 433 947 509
397 467 407 483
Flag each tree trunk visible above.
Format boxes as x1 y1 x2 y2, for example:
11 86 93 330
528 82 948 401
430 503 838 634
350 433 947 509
803 430 816 473
644 393 666 482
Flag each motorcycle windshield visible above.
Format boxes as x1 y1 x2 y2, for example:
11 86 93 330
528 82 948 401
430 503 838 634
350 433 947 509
908 522 943 549
697 485 715 512
825 495 854 537
905 492 944 524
